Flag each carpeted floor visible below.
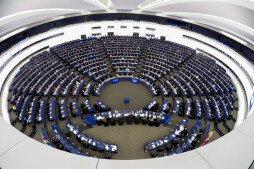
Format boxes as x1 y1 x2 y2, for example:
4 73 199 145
90 81 158 110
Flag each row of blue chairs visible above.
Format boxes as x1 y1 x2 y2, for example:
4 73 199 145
51 38 111 82
11 92 235 127
144 119 189 157
164 121 202 156
83 110 171 127
51 123 91 157
66 120 117 154
101 36 145 75
93 76 158 96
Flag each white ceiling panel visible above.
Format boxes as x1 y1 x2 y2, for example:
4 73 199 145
141 0 157 7
0 11 81 37
0 0 254 47
0 0 104 18
164 12 254 44
111 0 145 9
98 0 109 6
146 2 254 29
140 0 254 11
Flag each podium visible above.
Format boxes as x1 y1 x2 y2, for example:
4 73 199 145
124 96 130 104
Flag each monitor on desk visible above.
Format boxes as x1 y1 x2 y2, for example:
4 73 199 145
131 78 139 83
112 78 119 84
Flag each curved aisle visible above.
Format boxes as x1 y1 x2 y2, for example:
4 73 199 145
0 117 98 169
0 117 26 156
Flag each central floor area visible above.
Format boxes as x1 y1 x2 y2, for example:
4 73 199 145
90 81 155 110
86 125 171 159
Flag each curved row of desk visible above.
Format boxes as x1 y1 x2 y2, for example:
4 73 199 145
0 18 254 169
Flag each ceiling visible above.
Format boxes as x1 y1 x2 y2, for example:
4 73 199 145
0 0 254 44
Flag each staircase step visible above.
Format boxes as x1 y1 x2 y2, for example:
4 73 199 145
134 40 149 75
